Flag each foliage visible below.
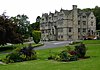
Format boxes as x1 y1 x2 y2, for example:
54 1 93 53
48 50 58 60
36 16 41 23
32 30 41 44
20 44 37 60
48 55 55 60
30 16 41 31
68 43 87 58
0 12 23 45
74 43 86 58
10 14 31 39
59 50 68 61
48 49 78 62
48 43 87 62
2 44 37 63
58 50 78 61
0 46 15 52
31 22 40 31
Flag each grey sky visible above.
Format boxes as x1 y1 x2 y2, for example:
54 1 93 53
0 0 100 23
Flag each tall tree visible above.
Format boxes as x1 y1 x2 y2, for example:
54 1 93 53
93 6 100 30
0 12 23 45
30 16 41 31
31 22 40 31
36 16 41 23
11 14 31 39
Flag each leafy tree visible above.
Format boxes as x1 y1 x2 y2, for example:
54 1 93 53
32 30 41 44
31 22 40 30
93 6 100 30
11 14 31 39
30 16 41 31
0 12 23 45
36 16 41 23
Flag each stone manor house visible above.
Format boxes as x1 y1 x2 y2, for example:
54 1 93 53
40 5 96 41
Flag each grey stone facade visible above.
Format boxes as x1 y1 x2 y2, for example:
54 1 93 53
40 5 96 41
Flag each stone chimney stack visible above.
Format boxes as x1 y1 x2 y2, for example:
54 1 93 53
72 5 78 41
73 5 77 10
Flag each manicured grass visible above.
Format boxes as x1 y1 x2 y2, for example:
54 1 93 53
83 40 100 44
0 40 100 70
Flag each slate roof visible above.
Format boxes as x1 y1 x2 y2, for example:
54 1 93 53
42 13 48 20
42 8 92 19
63 10 71 15
78 9 91 17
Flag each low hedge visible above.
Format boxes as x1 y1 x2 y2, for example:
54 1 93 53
0 46 16 52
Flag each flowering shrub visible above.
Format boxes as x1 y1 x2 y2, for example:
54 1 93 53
59 50 69 61
74 43 86 58
2 44 37 63
48 43 87 62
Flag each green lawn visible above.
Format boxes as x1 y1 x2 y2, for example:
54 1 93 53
0 40 100 70
83 40 100 44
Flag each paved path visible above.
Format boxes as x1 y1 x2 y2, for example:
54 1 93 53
34 41 70 50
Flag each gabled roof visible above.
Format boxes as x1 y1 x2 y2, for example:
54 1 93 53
85 12 91 17
78 9 91 17
60 8 72 16
55 10 59 14
49 12 54 17
63 10 71 15
42 13 48 20
42 13 48 17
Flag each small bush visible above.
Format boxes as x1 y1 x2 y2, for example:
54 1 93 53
68 50 77 56
59 50 69 61
32 30 41 44
6 52 23 63
48 50 57 60
0 45 16 52
74 43 86 58
48 55 55 60
69 55 78 61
